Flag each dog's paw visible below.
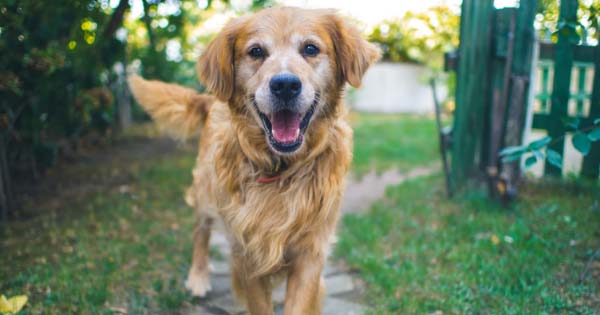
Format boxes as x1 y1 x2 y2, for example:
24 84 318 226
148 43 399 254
185 267 212 297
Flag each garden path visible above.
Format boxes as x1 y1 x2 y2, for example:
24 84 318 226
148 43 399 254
185 166 439 315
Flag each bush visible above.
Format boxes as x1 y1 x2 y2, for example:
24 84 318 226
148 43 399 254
368 5 460 71
0 1 126 176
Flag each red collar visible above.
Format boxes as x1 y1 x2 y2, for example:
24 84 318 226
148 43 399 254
257 158 287 184
257 174 283 183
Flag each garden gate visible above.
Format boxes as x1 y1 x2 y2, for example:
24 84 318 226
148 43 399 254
446 0 599 200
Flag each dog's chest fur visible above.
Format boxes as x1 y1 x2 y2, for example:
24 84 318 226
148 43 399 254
186 104 352 275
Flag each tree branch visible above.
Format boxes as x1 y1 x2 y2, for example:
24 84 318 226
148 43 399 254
103 0 130 39
141 0 156 51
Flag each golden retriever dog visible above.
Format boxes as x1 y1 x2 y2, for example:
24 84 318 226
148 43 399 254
128 6 379 315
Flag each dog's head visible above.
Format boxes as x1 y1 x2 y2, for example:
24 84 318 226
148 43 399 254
198 7 380 155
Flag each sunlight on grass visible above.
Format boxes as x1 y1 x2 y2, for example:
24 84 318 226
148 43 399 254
337 175 600 314
350 113 439 176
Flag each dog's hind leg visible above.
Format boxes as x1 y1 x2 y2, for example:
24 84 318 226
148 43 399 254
185 214 213 297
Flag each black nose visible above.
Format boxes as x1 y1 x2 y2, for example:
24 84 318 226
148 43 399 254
269 74 302 102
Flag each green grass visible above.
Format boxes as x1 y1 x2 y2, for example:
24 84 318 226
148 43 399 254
350 113 439 175
0 149 199 314
0 113 437 314
337 175 600 315
4 114 596 315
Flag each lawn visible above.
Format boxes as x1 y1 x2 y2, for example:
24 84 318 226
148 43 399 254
1 113 435 314
337 175 600 315
1 134 200 314
349 113 439 176
3 113 596 315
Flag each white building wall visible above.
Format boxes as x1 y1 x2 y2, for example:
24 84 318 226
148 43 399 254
350 62 446 113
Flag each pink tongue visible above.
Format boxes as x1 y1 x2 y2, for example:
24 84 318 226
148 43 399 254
271 110 301 143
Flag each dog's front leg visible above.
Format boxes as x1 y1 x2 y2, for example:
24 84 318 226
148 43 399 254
185 215 213 297
230 254 274 315
243 273 274 315
284 252 325 315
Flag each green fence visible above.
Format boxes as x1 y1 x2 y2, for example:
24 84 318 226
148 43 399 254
532 42 600 178
535 60 595 115
447 0 599 200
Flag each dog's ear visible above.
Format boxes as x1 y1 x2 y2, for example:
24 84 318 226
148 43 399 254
197 17 247 102
326 14 381 88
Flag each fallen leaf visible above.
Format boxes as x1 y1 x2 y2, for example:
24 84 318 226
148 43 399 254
490 234 500 245
0 294 28 314
0 296 9 313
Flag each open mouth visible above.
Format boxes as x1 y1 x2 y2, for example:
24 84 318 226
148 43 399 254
253 97 318 154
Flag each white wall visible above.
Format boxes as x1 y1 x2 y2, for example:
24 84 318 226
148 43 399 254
350 62 446 113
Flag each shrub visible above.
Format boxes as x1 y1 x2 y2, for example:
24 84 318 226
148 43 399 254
368 5 460 71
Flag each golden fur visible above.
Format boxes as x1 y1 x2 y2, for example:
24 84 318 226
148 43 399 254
128 6 379 315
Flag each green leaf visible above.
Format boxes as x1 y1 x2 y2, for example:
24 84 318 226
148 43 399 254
533 149 544 160
528 136 552 150
499 146 527 157
562 117 580 130
556 19 582 43
524 155 537 169
588 128 600 141
502 153 523 163
546 149 563 169
572 132 591 155
594 118 600 125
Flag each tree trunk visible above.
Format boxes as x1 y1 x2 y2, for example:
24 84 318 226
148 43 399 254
116 61 132 130
141 0 156 51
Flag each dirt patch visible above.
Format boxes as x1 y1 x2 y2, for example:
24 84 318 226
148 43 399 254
11 132 194 221
341 165 439 214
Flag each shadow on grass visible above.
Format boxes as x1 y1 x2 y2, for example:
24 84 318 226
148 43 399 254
1 129 201 315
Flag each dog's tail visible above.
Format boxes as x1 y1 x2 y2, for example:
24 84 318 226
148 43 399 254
127 74 215 139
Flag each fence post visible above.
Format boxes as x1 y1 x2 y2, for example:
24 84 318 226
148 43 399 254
451 0 495 189
485 7 516 178
581 42 600 178
499 0 537 186
546 0 578 176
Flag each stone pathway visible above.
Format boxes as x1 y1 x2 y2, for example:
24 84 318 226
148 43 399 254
185 226 368 315
184 166 438 315
341 166 439 214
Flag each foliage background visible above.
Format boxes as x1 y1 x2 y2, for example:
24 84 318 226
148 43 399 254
537 0 599 43
0 0 272 216
1 0 599 215
367 5 460 71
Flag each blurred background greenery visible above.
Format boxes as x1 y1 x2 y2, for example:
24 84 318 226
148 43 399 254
0 0 273 192
1 0 598 192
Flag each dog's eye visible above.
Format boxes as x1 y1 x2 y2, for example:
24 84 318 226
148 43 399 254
248 47 265 59
303 44 319 57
